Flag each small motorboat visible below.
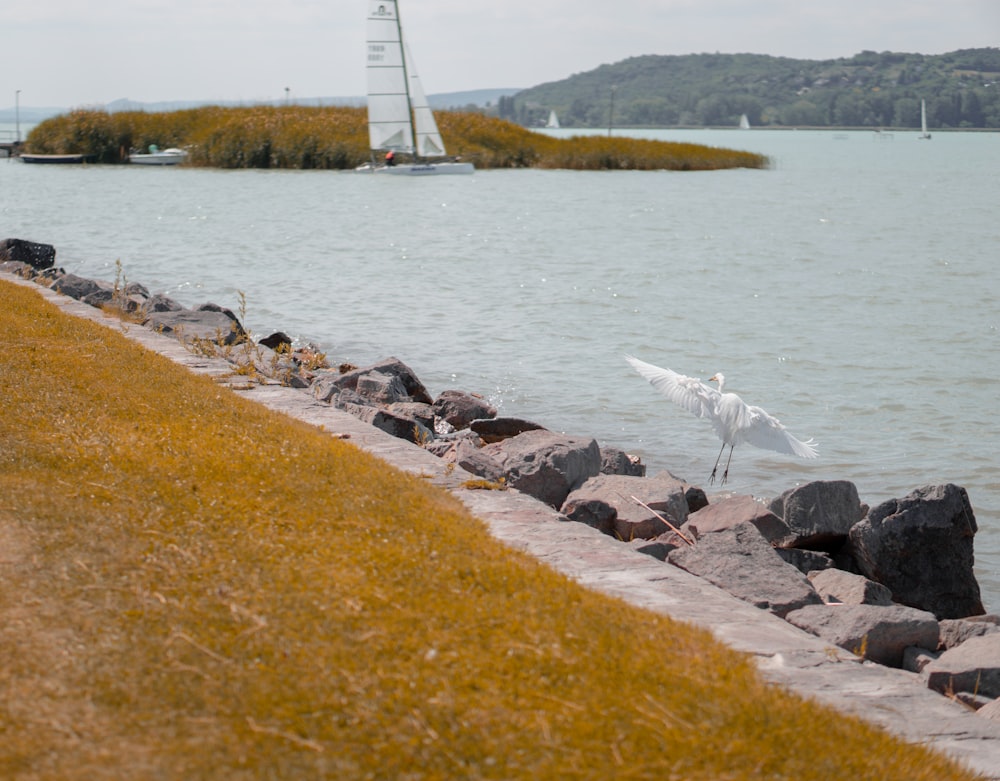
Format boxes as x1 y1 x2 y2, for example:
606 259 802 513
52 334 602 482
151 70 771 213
129 145 188 165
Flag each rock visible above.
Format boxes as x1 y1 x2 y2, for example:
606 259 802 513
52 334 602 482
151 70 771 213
599 446 646 477
630 533 684 561
431 390 497 431
769 480 864 549
902 646 939 674
807 568 893 606
469 417 547 443
923 634 1000 698
667 522 822 618
143 293 184 313
0 238 56 269
777 547 834 575
259 331 292 350
560 472 691 541
938 616 1000 650
847 484 984 619
349 405 433 445
979 698 1000 722
785 604 939 667
472 429 601 508
387 401 436 432
145 305 247 346
682 494 789 544
356 370 410 404
51 273 110 301
330 358 432 405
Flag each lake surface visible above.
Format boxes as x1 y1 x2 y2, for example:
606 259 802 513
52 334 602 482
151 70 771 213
2 126 998 612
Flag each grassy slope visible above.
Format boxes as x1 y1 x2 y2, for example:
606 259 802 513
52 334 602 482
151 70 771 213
0 277 982 780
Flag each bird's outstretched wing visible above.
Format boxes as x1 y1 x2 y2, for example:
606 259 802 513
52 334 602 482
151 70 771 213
625 355 719 420
741 405 819 458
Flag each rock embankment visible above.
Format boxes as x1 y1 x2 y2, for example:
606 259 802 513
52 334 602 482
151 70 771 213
4 240 998 724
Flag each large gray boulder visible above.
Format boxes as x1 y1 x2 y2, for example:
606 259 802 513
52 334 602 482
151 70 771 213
682 494 789 544
785 604 940 667
327 358 433 405
769 480 864 549
430 390 497 431
667 522 822 618
923 634 1000 698
847 484 984 619
599 446 646 477
560 472 691 541
469 417 546 443
806 568 893 606
466 429 601 508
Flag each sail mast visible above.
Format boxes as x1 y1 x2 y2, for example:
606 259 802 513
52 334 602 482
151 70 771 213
393 2 418 154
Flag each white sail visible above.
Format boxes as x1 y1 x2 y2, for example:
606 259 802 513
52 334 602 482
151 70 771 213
546 110 560 129
366 1 413 152
919 99 931 139
361 0 472 174
404 41 446 157
739 113 750 130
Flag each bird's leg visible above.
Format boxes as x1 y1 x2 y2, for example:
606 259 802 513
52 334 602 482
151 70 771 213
721 445 735 485
709 441 727 484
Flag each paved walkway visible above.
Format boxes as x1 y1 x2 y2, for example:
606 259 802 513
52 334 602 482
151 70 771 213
11 273 1000 779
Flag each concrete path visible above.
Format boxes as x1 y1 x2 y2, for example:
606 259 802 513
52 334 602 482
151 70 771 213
11 274 1000 779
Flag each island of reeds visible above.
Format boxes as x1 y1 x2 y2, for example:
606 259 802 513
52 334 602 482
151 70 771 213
24 106 768 171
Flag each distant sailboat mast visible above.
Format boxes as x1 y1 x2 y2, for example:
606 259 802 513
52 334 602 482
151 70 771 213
919 99 932 140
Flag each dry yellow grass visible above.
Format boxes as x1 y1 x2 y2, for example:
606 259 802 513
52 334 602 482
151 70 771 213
0 277 983 780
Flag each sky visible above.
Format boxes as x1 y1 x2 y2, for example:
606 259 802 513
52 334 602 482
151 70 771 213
3 0 998 108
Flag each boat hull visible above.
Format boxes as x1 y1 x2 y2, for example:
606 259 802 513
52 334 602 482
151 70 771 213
20 154 93 164
129 149 188 165
357 161 475 176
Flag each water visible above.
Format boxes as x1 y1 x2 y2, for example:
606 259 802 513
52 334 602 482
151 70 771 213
2 128 998 612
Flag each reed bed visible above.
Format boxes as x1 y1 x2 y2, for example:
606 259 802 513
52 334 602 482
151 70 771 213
25 106 768 170
0 277 981 780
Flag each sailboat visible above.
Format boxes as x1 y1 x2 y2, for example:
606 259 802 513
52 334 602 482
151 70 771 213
739 114 751 130
546 110 560 129
918 99 932 140
359 1 473 175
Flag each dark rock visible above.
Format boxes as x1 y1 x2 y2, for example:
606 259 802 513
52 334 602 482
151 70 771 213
769 480 864 549
431 390 497 431
682 494 789 544
469 417 547 443
630 533 685 561
599 446 646 477
560 472 691 541
785 604 939 667
684 484 710 514
387 401 436 432
260 331 292 350
356 370 410 404
143 293 184 313
847 484 984 619
0 238 56 269
145 307 247 346
667 522 822 618
349 405 433 445
924 635 1000 698
777 547 834 575
473 429 601 508
328 358 432 405
51 273 109 301
806 568 893 606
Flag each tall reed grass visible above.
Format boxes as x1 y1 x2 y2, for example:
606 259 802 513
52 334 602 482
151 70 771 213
26 107 768 170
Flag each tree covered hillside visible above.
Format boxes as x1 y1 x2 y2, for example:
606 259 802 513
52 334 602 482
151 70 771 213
503 48 1000 129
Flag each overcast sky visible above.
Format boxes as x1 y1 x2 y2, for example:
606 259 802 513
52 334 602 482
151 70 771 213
4 1 998 108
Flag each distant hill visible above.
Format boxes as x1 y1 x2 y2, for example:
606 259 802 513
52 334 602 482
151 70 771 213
0 89 521 124
506 48 1000 129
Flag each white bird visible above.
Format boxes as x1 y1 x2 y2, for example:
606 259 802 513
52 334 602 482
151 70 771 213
625 355 818 485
